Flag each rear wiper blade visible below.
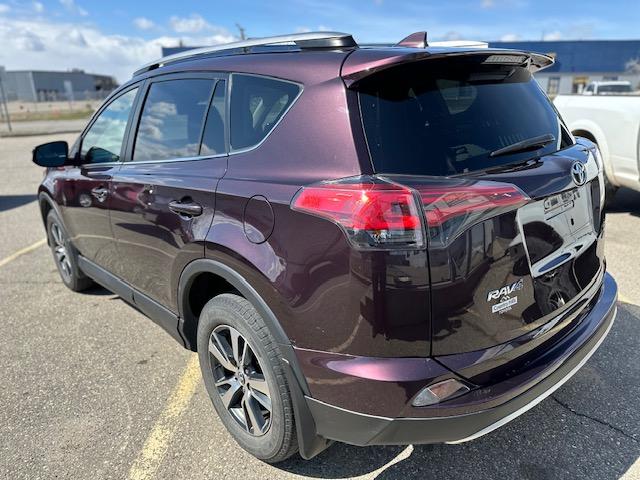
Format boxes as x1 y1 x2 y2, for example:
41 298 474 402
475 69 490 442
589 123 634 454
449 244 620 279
465 156 542 176
489 133 556 158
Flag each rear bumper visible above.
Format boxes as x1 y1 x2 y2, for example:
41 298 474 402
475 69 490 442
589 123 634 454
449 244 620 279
305 272 617 446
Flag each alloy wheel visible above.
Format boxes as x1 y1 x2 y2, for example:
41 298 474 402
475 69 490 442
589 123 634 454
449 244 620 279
50 222 72 282
208 325 272 436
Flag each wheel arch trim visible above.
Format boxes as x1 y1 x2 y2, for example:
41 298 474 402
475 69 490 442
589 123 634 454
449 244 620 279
177 257 331 459
177 258 290 350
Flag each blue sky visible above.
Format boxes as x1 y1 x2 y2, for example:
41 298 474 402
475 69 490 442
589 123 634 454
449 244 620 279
0 0 639 81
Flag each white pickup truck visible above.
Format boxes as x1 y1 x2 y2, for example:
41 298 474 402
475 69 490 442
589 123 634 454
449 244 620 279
554 94 640 200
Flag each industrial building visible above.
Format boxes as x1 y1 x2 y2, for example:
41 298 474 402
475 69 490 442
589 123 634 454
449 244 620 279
163 39 640 97
0 68 118 102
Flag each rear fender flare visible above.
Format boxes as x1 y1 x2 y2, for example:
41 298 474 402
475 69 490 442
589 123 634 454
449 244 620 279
177 257 330 459
37 190 64 244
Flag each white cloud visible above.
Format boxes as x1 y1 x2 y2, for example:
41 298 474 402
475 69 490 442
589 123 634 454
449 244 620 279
32 2 44 13
0 4 10 14
59 0 88 17
0 16 236 83
543 30 562 41
133 17 155 31
170 14 210 33
481 0 495 8
500 33 521 41
443 31 462 41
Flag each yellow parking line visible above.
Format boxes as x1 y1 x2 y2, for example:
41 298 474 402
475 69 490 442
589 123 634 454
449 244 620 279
0 238 46 268
622 457 640 479
619 293 637 306
128 354 201 480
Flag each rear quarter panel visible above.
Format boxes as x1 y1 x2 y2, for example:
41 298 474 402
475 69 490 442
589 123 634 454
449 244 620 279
205 75 431 357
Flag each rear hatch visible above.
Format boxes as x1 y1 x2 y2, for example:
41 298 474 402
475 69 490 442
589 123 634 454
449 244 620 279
349 51 606 358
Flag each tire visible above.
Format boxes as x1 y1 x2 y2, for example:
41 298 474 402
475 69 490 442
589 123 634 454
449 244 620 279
603 171 618 207
197 293 298 463
46 210 94 292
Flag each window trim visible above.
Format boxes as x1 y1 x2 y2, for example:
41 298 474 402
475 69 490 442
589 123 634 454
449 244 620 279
126 72 227 164
82 71 304 167
77 81 143 168
228 72 303 155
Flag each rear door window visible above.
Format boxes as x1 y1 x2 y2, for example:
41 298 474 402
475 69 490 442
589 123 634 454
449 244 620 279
357 57 571 176
229 74 301 151
133 79 214 162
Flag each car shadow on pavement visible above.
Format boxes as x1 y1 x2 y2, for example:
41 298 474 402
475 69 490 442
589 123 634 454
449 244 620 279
607 188 640 217
277 303 640 480
83 285 118 296
0 194 37 212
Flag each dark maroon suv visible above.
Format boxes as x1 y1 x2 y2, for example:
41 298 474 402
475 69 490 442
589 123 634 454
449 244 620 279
33 31 617 463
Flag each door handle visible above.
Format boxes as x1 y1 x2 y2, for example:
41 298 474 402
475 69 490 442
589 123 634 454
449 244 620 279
168 199 203 217
91 186 108 202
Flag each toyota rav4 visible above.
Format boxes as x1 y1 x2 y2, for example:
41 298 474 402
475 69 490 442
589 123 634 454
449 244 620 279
32 31 617 463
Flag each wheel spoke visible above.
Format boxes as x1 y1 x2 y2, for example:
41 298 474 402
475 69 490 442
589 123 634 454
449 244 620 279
250 389 271 412
214 376 235 388
247 373 269 397
240 341 249 367
243 392 267 433
220 379 242 409
230 328 242 367
51 224 63 247
209 335 235 372
208 324 272 436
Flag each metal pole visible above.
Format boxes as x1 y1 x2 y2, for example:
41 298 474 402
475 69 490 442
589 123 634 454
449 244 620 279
0 76 12 132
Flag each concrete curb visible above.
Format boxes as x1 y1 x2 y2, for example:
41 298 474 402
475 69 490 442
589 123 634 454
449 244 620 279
0 129 82 138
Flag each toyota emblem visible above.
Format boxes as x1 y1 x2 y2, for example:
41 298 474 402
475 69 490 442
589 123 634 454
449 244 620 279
571 161 587 186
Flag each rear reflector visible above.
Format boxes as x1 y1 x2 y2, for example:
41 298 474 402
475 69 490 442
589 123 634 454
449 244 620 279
412 378 471 406
292 178 424 249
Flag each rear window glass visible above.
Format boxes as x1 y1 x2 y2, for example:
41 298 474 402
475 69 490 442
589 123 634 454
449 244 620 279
357 57 571 176
134 79 214 162
230 74 301 150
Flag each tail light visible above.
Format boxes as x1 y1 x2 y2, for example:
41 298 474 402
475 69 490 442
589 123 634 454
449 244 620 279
416 181 529 247
291 177 424 249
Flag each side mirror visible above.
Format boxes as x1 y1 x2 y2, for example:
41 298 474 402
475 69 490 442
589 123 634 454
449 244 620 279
32 141 69 167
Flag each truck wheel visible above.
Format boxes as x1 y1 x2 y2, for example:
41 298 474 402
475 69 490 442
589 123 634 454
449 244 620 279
603 172 618 206
46 210 94 292
197 293 299 463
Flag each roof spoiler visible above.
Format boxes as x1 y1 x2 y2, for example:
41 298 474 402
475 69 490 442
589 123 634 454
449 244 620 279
342 49 555 87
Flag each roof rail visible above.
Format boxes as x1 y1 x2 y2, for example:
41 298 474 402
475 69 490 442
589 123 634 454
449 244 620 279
134 31 357 76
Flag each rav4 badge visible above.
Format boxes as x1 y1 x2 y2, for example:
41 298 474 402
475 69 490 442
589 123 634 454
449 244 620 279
486 278 524 302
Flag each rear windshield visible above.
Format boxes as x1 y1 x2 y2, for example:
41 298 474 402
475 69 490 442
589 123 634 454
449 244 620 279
357 57 571 176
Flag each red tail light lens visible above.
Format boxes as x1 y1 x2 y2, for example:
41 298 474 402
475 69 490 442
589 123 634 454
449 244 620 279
417 182 529 247
292 179 424 249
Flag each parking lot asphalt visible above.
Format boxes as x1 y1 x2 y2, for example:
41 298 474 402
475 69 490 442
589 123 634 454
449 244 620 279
1 134 639 480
